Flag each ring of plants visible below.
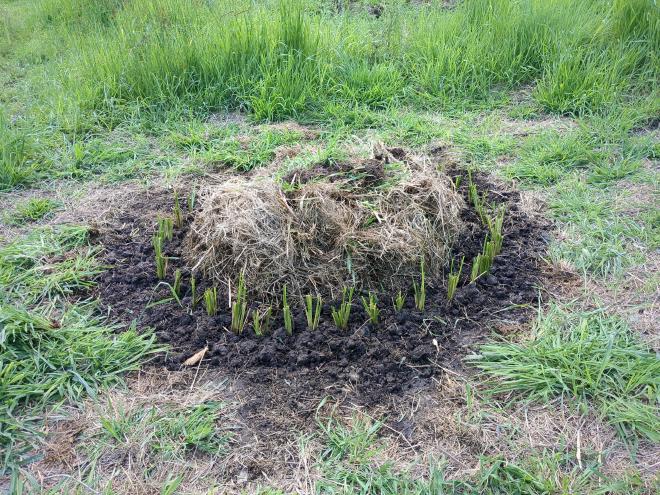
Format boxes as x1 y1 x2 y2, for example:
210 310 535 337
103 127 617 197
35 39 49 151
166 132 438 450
94 148 550 404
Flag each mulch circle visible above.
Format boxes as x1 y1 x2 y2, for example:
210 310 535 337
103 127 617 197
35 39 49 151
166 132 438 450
93 166 552 405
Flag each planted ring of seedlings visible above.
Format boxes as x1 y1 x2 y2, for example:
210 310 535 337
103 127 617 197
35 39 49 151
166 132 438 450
98 156 546 400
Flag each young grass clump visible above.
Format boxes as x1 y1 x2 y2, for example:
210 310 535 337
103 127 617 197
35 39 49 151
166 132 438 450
331 287 354 331
304 294 322 331
361 292 380 325
6 198 60 225
282 285 294 335
413 260 426 311
447 256 464 301
252 306 272 337
203 287 218 316
152 234 168 280
231 274 248 334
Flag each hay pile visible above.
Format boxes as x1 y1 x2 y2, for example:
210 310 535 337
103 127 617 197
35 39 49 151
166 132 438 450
184 150 464 300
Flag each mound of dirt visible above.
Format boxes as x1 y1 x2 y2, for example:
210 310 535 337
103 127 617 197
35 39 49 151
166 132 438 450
184 148 463 301
93 160 553 404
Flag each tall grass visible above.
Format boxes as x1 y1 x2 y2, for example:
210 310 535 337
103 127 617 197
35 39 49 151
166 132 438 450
44 0 658 122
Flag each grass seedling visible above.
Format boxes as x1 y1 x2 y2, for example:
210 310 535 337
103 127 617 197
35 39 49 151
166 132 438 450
173 269 182 297
173 190 183 228
331 287 354 330
393 290 405 312
158 217 174 241
252 306 272 337
152 235 168 279
304 294 322 331
231 273 248 334
282 285 294 335
203 287 218 316
361 292 380 325
413 260 426 311
447 256 464 301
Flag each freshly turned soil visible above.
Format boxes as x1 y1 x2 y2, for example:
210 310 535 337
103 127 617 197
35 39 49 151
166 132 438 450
93 166 551 404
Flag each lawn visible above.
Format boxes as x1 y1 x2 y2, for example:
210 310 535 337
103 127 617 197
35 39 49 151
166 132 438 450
0 0 658 493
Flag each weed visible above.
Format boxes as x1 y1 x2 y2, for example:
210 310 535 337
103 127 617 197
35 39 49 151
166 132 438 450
392 290 405 312
252 306 272 337
413 260 426 311
152 235 168 280
447 256 464 301
361 292 380 325
231 274 248 334
304 294 322 331
282 284 294 335
203 287 218 316
331 287 354 331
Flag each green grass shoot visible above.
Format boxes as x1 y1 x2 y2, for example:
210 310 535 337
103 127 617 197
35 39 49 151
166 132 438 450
203 287 218 316
152 234 168 279
447 256 464 301
413 259 426 311
392 290 405 312
282 284 294 335
231 274 248 334
252 306 272 337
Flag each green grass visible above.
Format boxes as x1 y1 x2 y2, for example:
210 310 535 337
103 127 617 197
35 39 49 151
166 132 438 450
98 401 230 457
0 226 157 480
4 197 60 225
468 304 659 445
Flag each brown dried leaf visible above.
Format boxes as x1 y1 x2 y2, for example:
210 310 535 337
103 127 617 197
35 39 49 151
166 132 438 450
183 346 208 366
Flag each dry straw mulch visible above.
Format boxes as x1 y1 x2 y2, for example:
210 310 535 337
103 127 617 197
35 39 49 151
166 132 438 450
185 147 464 301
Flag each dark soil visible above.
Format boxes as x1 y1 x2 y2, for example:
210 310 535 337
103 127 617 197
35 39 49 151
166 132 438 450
93 164 552 405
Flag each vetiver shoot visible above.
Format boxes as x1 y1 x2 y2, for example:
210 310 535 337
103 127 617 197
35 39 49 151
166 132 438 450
413 259 426 311
173 189 183 228
173 269 182 297
203 287 218 316
252 306 272 337
447 256 464 301
158 217 174 241
393 290 405 312
331 287 354 331
304 294 322 331
231 273 248 334
282 285 294 335
152 235 168 279
361 292 380 325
